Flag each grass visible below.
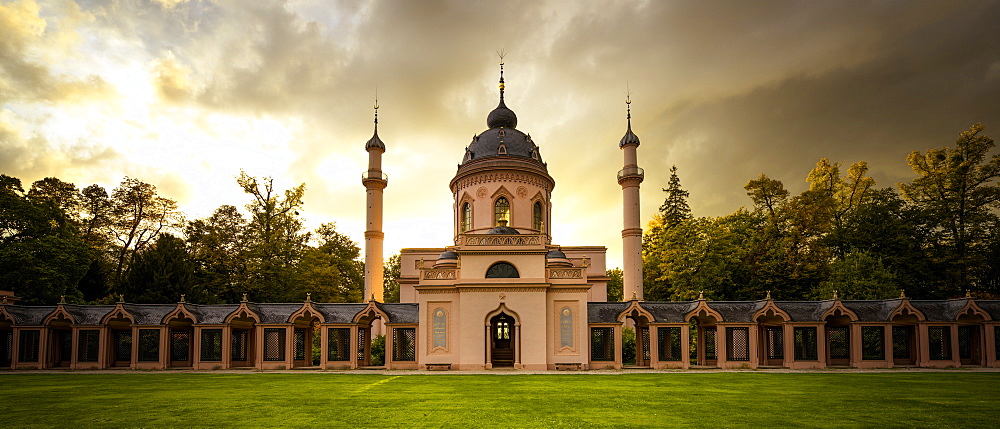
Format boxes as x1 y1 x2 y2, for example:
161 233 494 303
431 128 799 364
1 372 998 427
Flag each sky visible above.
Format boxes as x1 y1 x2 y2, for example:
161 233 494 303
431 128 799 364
2 0 999 269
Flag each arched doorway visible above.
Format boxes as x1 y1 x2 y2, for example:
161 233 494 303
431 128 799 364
167 315 194 368
957 311 986 366
825 313 852 367
891 312 919 366
622 309 651 368
490 313 515 368
756 312 786 367
354 308 386 368
689 314 718 367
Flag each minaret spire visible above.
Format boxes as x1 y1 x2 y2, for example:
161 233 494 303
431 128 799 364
618 88 644 301
362 90 387 303
497 49 506 102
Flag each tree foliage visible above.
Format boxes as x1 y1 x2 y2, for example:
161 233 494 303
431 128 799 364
642 123 999 300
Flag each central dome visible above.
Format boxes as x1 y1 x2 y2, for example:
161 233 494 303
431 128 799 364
462 97 543 165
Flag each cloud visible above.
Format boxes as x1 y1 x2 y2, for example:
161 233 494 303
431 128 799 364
4 0 1000 269
0 0 110 103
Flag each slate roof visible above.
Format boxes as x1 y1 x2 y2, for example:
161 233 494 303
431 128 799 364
910 299 971 322
771 301 836 322
63 305 115 325
254 304 307 324
639 301 699 323
122 304 177 325
841 300 899 322
977 300 1000 320
587 302 629 323
185 304 240 324
2 305 54 325
706 301 764 323
313 303 368 323
378 303 419 324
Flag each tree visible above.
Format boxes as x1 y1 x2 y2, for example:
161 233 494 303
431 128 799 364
744 174 788 219
0 175 89 304
79 184 112 245
811 251 900 300
27 177 81 221
186 205 249 303
237 171 308 302
383 254 401 303
658 165 692 228
605 268 623 301
121 234 203 304
107 178 181 287
900 123 1000 294
293 223 363 303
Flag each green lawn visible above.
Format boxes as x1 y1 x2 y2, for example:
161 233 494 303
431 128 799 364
1 372 997 427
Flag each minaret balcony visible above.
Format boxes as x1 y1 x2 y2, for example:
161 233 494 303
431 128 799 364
617 166 644 182
361 171 388 187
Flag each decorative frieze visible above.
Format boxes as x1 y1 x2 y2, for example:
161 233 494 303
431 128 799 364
422 269 458 280
548 268 584 279
464 235 542 246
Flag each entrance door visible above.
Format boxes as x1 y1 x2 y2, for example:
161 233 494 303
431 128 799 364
490 313 514 367
958 325 982 365
892 325 916 365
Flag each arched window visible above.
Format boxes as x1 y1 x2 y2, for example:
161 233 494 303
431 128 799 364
494 197 510 226
486 262 519 278
498 144 507 155
460 203 471 232
532 201 543 231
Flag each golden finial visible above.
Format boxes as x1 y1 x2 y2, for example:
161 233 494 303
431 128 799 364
966 289 971 298
766 290 772 300
306 292 312 302
59 295 66 304
370 293 375 302
179 294 186 303
241 293 248 302
833 290 838 300
497 49 506 95
632 291 637 301
900 290 906 299
373 87 379 124
698 291 704 300
118 294 125 304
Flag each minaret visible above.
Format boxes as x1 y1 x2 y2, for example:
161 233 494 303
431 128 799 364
362 97 387 302
618 94 644 301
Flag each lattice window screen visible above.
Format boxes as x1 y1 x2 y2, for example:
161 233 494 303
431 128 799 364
293 330 306 361
828 326 849 360
328 328 351 361
357 329 368 362
590 327 614 361
793 327 818 361
18 330 40 363
765 327 783 360
393 328 416 362
170 330 190 362
725 327 750 361
861 326 885 360
958 326 978 360
0 330 11 366
137 329 160 362
263 328 286 361
996 328 1000 361
928 326 951 360
200 329 223 362
114 330 132 362
704 328 717 360
78 330 100 362
231 330 248 361
641 328 651 361
657 327 682 361
892 326 913 360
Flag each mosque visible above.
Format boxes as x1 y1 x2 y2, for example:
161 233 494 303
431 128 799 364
1 65 998 371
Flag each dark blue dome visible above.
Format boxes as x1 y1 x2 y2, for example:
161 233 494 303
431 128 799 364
486 225 520 234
